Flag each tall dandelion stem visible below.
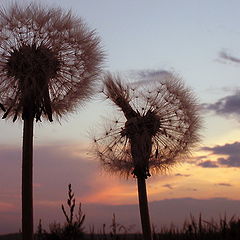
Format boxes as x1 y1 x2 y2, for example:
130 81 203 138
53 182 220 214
22 118 34 240
137 177 152 240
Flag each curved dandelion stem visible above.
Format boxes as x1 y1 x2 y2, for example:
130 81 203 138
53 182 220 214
137 177 152 240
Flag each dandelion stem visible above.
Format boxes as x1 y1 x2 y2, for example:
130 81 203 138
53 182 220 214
137 177 152 240
22 117 34 240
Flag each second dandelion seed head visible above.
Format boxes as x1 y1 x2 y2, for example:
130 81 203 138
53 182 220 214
94 72 201 179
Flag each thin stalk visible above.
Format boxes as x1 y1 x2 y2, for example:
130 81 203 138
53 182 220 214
137 177 152 240
22 118 34 240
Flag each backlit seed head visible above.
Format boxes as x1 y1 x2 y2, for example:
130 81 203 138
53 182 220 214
94 72 201 179
0 3 104 122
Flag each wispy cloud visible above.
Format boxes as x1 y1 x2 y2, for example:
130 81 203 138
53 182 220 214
202 51 240 120
163 184 174 190
201 50 240 118
175 173 191 177
0 143 138 208
219 51 240 64
197 160 219 168
216 183 232 187
129 69 173 86
185 188 197 192
202 92 240 118
137 69 172 79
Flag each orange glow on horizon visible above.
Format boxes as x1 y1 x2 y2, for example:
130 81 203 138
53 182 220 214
79 183 138 205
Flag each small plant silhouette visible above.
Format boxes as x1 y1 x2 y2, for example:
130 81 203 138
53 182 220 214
61 184 85 239
94 72 201 240
0 3 103 240
35 184 85 240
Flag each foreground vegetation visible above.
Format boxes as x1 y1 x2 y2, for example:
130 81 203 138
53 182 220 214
1 185 240 240
34 214 240 240
1 214 240 240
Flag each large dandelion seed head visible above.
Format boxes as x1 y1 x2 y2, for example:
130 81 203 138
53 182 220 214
94 72 201 179
0 3 104 122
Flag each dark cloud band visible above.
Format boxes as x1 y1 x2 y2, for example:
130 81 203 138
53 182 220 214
202 92 240 117
199 142 240 168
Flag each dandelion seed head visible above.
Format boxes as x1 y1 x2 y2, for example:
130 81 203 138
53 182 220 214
94 72 201 179
0 3 104 122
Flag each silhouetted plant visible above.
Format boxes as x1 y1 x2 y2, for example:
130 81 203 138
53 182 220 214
61 184 76 226
7 214 240 239
0 3 103 240
35 184 85 240
93 72 201 240
110 213 128 240
35 219 47 240
61 184 85 239
47 222 62 240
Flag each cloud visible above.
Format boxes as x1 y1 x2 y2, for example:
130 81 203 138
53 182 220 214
219 51 240 64
162 184 174 190
0 144 101 204
197 160 219 168
217 156 240 167
174 173 191 177
202 142 240 156
201 142 240 168
0 141 137 233
0 143 135 203
201 50 240 117
0 143 139 233
191 142 240 168
185 188 197 192
202 92 240 117
129 69 173 86
137 70 172 79
216 183 232 187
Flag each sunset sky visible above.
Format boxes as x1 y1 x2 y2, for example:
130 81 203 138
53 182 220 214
1 0 240 234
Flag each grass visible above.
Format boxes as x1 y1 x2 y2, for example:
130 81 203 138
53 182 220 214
85 214 240 240
1 214 240 240
1 185 240 239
